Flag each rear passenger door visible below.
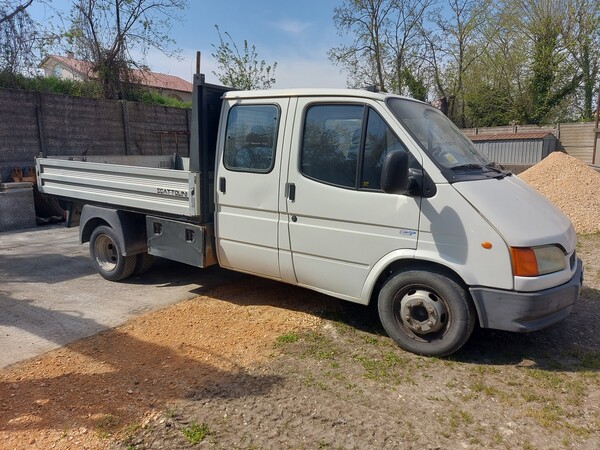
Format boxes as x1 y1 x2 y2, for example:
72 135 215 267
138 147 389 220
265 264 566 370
285 98 422 301
215 98 289 279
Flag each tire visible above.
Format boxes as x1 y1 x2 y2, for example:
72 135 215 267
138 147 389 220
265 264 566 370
377 268 476 357
89 225 136 281
133 252 154 276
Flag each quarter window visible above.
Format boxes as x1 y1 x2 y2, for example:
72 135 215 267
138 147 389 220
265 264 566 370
224 105 279 173
361 109 407 190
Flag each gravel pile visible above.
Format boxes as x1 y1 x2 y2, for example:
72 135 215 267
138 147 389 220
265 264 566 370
519 151 600 234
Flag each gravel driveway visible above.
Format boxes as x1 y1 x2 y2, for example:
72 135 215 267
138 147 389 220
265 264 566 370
1 232 598 450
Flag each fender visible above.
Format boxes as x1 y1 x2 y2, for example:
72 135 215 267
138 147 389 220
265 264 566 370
359 249 417 305
79 205 147 256
359 248 476 305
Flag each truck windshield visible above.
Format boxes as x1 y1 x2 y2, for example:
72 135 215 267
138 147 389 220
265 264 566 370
387 98 510 181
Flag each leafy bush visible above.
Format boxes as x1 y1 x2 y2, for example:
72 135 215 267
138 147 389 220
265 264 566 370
0 71 191 108
129 89 191 108
0 71 103 97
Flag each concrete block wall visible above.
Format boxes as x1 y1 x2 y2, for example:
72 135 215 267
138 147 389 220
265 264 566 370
0 88 190 181
0 183 37 232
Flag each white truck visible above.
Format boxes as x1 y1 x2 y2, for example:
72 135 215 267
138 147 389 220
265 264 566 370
35 72 583 357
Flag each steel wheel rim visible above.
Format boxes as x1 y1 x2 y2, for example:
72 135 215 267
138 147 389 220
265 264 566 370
94 234 118 272
393 285 451 342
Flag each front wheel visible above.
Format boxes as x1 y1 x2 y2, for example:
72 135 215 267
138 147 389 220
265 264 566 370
89 225 136 281
378 268 476 357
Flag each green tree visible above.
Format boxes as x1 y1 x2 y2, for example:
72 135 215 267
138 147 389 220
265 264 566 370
463 0 595 125
328 0 432 96
461 6 530 126
422 0 494 126
506 0 582 123
328 0 394 91
564 0 600 120
387 0 434 98
211 25 276 90
64 0 188 99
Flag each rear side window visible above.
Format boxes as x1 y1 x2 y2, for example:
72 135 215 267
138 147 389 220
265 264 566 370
301 104 409 190
224 105 279 173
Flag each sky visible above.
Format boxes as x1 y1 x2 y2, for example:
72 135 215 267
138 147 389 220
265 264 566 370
29 0 351 88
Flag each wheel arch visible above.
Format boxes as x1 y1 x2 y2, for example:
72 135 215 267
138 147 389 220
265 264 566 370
363 256 473 311
79 205 147 256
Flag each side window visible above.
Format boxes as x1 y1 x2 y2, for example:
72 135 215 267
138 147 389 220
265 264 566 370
361 109 409 190
224 105 279 173
301 104 363 188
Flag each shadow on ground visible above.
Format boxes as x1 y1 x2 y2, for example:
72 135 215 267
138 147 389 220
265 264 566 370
206 275 600 372
0 328 283 434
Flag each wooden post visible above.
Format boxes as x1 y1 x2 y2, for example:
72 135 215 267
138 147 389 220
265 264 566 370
35 91 47 157
120 100 131 156
593 86 600 165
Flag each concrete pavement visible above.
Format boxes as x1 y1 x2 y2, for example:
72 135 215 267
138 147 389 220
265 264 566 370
0 224 241 369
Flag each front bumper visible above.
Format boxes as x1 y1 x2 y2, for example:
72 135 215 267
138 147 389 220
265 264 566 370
470 259 583 333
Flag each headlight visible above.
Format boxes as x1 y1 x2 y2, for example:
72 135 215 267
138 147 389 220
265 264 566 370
510 245 566 277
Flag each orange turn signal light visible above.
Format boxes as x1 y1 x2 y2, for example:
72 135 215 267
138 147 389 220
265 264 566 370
510 247 538 277
481 242 492 249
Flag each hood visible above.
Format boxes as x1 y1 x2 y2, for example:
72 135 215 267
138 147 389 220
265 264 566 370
452 176 576 251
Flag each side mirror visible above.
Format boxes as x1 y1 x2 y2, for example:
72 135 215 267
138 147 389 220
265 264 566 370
381 151 409 194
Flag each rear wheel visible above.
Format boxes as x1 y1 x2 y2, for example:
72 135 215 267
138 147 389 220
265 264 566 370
133 252 154 276
89 225 136 281
378 268 476 357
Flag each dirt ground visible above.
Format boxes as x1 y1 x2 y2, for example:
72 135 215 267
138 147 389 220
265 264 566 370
1 234 599 450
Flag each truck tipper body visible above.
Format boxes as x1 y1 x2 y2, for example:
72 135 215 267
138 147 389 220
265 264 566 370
36 72 583 356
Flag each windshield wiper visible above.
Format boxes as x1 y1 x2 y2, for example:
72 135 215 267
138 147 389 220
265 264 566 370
450 162 512 179
450 163 484 171
485 162 505 173
485 162 512 177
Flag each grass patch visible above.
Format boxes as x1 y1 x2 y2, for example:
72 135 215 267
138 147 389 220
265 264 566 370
303 372 329 390
362 335 380 345
300 332 339 361
521 392 547 403
470 381 500 397
578 351 600 370
121 422 144 449
276 332 299 345
447 408 474 430
525 403 565 429
181 421 210 444
355 351 408 382
526 368 564 390
95 413 120 438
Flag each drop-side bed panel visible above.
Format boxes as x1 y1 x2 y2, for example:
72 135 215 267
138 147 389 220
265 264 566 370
36 158 201 217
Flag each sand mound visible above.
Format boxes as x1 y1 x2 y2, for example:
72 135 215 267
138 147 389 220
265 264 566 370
519 152 600 234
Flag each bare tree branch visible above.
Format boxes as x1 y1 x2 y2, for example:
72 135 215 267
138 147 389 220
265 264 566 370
0 0 33 26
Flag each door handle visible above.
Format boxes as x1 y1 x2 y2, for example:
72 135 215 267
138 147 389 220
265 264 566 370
287 183 296 202
219 177 226 193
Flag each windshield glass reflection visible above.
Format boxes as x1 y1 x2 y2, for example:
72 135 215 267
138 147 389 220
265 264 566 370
387 98 490 169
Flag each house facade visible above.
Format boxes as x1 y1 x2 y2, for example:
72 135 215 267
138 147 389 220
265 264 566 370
39 54 193 102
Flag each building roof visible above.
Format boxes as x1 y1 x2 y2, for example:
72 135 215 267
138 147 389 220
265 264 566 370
40 55 193 93
466 132 553 142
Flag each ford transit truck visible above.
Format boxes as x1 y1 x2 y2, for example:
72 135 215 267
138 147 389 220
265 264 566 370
35 71 583 356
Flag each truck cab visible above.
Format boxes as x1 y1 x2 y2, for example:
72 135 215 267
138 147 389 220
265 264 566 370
213 88 582 356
